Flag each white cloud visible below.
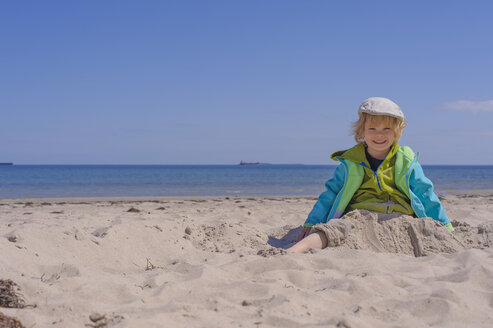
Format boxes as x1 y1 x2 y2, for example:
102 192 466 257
443 100 493 112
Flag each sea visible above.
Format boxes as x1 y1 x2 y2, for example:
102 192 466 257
1 165 493 199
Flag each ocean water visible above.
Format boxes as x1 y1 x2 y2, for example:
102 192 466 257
1 165 492 199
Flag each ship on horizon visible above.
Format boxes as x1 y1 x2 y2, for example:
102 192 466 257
239 161 260 166
0 162 13 165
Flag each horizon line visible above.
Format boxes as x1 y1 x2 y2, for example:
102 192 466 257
3 163 493 167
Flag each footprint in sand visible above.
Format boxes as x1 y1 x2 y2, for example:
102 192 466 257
91 227 110 238
40 263 80 284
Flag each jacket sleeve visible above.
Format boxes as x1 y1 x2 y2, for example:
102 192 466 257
409 162 454 232
303 164 345 227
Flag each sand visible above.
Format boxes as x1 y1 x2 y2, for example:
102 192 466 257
1 194 493 327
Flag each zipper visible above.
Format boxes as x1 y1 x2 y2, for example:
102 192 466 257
375 171 382 191
361 160 391 214
360 161 383 191
375 160 384 192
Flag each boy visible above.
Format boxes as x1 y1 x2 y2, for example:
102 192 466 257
289 97 453 253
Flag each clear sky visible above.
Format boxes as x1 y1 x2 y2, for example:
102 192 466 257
1 1 492 165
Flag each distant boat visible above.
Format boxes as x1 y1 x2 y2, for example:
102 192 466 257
239 161 260 166
0 162 13 165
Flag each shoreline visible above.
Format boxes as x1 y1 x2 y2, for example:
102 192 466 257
1 189 493 204
0 195 319 205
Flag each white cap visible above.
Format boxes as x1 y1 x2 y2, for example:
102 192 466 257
358 97 405 121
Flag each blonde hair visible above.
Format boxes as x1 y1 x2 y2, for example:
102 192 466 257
352 112 406 144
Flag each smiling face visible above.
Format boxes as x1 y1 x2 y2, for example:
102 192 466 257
363 118 396 160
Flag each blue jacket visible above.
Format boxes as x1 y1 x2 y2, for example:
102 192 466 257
304 145 454 232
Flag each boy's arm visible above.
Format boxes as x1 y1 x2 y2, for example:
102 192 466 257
303 164 345 228
409 163 454 232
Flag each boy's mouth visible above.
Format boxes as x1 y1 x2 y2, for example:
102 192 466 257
372 140 387 145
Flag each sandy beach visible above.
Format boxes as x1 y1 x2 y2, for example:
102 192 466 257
1 194 493 327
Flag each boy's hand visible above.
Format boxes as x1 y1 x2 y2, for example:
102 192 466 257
295 227 311 242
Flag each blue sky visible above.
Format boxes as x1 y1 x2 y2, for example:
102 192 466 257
1 0 492 165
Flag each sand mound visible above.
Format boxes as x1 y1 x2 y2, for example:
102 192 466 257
313 210 492 257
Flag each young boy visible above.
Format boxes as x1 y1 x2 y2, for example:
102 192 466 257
289 97 453 253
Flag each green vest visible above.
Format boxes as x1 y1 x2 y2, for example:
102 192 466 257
331 144 415 217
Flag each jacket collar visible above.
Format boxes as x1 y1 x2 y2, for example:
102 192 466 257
331 143 400 165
